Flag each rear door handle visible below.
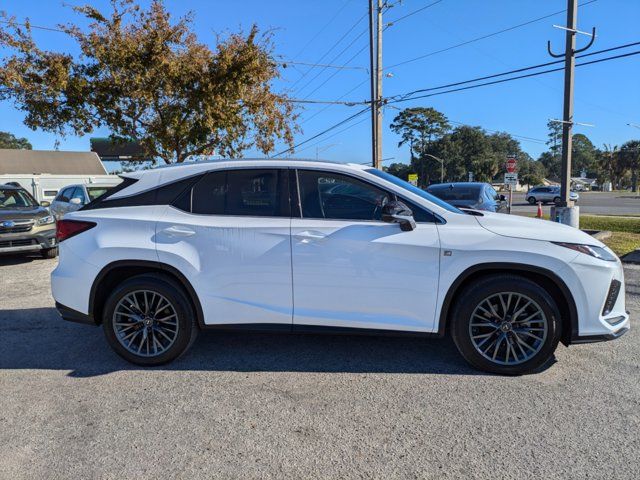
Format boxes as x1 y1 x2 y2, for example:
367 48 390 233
162 226 196 237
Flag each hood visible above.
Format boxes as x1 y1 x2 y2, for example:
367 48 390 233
475 211 604 246
0 206 49 221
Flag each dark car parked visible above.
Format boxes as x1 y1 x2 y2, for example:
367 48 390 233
425 182 508 213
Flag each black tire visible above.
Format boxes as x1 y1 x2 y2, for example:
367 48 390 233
102 274 198 366
450 275 561 375
527 196 536 205
553 197 561 205
41 247 58 259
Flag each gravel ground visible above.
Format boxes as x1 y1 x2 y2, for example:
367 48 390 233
1 255 638 479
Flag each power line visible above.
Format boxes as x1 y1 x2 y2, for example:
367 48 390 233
389 40 640 103
274 107 370 157
296 116 370 155
289 98 368 105
300 78 370 125
0 19 66 33
288 12 368 91
283 47 639 158
289 0 353 61
385 0 598 70
386 0 444 25
278 60 367 71
388 48 640 106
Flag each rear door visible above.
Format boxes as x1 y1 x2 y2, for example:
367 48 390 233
155 168 294 327
290 169 441 333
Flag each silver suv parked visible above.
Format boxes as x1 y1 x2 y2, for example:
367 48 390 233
526 186 579 205
50 182 121 219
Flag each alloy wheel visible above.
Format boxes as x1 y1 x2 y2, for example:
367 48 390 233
112 290 179 357
468 292 548 366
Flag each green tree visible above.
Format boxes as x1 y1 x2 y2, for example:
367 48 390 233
0 0 295 164
538 151 561 180
384 162 412 181
620 140 640 192
0 131 32 149
571 133 597 177
546 120 562 158
390 107 450 186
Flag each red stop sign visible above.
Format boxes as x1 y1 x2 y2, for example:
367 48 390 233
506 157 517 173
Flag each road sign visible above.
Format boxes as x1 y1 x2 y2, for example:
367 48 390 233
506 157 517 173
504 173 518 186
408 173 418 186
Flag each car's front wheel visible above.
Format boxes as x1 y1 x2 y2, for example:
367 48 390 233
102 274 198 366
450 275 561 375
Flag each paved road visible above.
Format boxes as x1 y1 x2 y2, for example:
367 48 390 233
510 191 640 216
1 255 639 479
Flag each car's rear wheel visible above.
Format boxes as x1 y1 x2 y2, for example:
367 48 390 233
553 196 561 205
527 196 536 205
450 275 561 375
102 274 198 366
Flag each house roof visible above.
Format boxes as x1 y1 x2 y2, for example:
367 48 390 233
0 149 107 175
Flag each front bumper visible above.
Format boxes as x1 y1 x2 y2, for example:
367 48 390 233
0 228 57 254
572 325 630 344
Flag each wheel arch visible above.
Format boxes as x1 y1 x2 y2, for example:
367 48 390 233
438 262 578 345
89 260 205 329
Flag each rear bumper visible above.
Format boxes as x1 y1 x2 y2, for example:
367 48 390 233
55 302 97 326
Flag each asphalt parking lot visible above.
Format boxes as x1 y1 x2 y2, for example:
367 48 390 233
510 191 640 216
1 256 639 479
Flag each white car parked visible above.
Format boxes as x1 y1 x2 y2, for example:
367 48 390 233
50 181 122 219
51 160 629 374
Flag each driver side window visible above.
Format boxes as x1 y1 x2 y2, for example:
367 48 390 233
297 170 392 221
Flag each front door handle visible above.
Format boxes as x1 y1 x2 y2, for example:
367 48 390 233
294 230 327 240
162 226 196 237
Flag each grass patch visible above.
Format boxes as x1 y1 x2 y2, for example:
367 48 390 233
602 232 640 257
579 215 640 234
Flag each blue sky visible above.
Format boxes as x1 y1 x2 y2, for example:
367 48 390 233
1 0 639 170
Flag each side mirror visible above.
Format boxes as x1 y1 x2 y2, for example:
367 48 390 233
382 200 416 231
69 198 82 205
40 200 51 207
499 194 506 202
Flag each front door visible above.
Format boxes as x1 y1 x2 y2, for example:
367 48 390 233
155 168 293 326
291 169 441 333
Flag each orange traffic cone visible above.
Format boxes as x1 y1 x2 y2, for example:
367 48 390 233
536 201 543 218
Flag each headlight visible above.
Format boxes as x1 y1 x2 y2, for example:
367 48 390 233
553 242 617 262
36 215 55 226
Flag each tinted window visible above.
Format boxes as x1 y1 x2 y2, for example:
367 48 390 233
427 185 482 201
57 187 73 202
87 186 113 201
397 198 438 223
298 170 391 221
70 187 86 203
365 168 462 214
188 169 289 217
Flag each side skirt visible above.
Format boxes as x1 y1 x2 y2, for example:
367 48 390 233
202 323 443 338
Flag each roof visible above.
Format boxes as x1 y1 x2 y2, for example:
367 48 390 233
0 149 107 175
0 183 21 190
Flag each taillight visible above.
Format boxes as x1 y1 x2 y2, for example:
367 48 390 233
56 220 96 242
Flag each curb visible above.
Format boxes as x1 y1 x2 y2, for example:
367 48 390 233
583 230 612 241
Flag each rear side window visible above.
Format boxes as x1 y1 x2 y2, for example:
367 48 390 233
181 169 290 217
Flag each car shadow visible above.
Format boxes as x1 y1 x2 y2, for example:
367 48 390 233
0 307 507 378
0 253 44 265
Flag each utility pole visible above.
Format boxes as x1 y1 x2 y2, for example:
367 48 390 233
375 0 383 169
368 0 377 168
547 0 595 227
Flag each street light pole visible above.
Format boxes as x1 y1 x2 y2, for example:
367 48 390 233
424 154 445 184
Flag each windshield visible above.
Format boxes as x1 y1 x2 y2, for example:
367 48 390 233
365 169 462 214
86 186 113 201
0 188 37 208
426 185 482 201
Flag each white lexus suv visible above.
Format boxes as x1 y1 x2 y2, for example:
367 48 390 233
51 160 629 374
